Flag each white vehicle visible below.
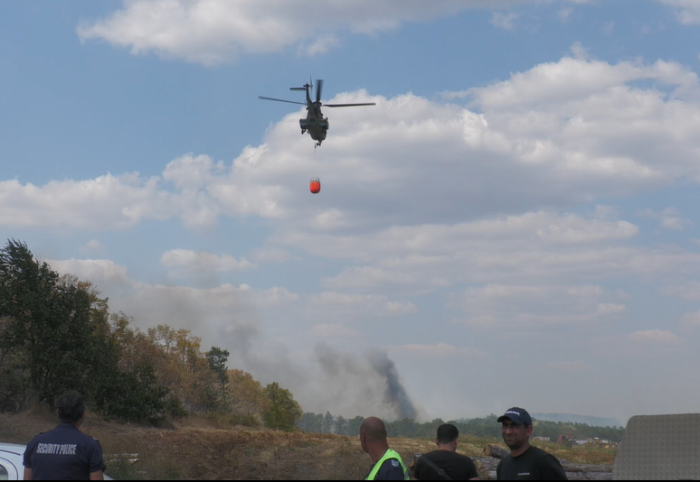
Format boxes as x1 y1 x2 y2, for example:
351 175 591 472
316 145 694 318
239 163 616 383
0 444 24 480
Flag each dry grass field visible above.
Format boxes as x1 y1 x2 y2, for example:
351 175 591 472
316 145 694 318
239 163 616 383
0 410 616 480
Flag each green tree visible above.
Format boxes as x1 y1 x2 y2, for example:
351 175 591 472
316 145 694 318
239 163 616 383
0 240 116 404
207 347 230 408
263 382 303 432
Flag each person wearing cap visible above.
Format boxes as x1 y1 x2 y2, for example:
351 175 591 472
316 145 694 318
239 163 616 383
496 407 567 480
360 417 410 480
413 423 480 480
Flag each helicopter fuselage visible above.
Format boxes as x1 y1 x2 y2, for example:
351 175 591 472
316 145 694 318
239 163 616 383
300 101 329 145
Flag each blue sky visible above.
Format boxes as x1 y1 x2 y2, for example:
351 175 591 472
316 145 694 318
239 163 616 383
2 0 700 423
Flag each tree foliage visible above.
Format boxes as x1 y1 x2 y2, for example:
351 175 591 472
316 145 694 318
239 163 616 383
0 239 305 428
228 369 269 424
263 382 303 432
297 411 625 442
0 241 115 404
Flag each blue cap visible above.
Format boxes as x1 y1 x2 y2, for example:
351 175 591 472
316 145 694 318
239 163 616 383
497 407 532 426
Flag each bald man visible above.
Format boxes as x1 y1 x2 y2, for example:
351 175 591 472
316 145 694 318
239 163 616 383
360 417 409 481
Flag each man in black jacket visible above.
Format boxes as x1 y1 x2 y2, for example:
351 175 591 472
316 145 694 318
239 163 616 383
413 424 479 480
496 407 567 480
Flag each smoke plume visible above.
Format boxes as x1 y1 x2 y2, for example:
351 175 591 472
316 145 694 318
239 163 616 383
369 350 417 420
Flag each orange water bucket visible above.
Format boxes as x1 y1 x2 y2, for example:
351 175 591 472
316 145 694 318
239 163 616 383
310 177 321 194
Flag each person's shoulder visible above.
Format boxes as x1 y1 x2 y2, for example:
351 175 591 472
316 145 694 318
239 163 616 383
28 427 55 443
530 446 558 460
378 457 405 480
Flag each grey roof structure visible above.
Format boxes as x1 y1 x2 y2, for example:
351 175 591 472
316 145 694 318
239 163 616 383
613 413 700 480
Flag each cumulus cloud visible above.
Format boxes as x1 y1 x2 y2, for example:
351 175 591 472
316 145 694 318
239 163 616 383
307 292 417 319
161 249 255 273
628 329 681 343
76 0 582 65
658 0 700 25
557 7 574 23
450 284 625 328
0 173 172 230
79 240 105 253
5 52 700 236
48 258 130 285
638 207 694 230
681 311 700 330
491 11 519 30
662 280 700 300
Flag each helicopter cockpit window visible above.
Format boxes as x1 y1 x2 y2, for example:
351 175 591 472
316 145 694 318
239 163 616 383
0 463 9 481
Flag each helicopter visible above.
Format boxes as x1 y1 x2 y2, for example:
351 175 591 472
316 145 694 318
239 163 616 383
259 79 376 146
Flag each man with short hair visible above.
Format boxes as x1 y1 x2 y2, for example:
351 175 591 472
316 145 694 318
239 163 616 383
496 407 567 480
360 417 409 480
413 423 480 480
23 391 105 481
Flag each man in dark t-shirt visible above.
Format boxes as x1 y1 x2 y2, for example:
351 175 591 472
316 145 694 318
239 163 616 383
23 391 105 481
496 407 567 481
413 424 479 480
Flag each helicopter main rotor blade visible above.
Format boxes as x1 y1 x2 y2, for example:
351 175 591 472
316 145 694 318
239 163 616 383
316 79 324 104
324 102 377 107
258 96 307 106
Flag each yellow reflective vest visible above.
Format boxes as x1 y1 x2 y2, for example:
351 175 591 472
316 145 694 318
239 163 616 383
365 449 409 480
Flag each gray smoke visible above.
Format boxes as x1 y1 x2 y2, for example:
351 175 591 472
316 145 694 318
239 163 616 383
369 350 417 420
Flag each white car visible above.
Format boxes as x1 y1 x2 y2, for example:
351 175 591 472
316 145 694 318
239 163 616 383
0 443 24 480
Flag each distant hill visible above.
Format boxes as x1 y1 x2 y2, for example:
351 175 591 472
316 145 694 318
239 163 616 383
532 413 622 427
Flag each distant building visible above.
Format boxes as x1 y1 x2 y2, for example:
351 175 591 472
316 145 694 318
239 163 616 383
533 436 550 442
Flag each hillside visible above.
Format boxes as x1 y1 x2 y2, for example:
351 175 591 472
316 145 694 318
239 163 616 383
0 410 616 480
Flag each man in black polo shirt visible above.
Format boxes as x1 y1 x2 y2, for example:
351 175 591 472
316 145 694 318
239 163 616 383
496 407 567 480
23 391 105 481
413 424 479 480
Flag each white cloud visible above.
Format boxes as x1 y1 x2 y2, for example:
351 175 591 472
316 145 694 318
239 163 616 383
0 173 172 230
491 11 519 30
48 258 129 285
76 0 582 65
298 35 341 57
6 52 700 236
161 249 255 273
638 207 693 230
451 284 625 328
681 310 700 329
249 247 292 264
628 329 681 344
308 292 417 318
658 0 700 25
638 208 693 231
558 7 574 23
597 303 626 315
662 280 700 300
79 240 105 253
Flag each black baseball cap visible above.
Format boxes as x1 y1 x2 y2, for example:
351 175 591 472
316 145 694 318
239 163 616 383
497 407 532 426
